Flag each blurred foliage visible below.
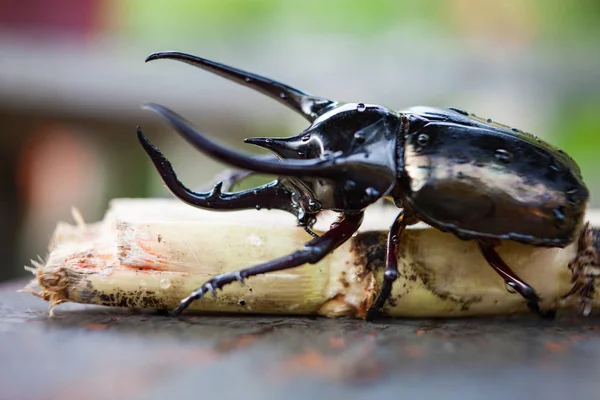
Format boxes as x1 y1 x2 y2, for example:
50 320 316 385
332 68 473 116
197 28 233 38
109 0 600 44
537 0 600 42
553 96 600 197
110 0 443 40
554 99 600 159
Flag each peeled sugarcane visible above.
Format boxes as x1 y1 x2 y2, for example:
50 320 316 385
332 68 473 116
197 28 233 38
23 198 600 319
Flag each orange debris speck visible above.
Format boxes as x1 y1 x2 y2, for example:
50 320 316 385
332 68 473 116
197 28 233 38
217 334 260 352
544 341 568 352
403 345 423 358
276 349 333 377
585 326 600 331
329 336 346 349
290 350 329 370
82 323 108 331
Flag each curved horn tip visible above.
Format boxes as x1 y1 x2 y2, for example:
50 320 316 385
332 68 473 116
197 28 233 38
243 137 273 150
140 101 156 110
136 126 175 170
140 102 198 133
145 52 163 63
136 125 156 150
136 125 146 141
243 137 266 144
140 102 196 132
145 51 183 63
140 102 170 117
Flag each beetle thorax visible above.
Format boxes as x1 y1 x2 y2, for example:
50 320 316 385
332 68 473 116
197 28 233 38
246 103 404 214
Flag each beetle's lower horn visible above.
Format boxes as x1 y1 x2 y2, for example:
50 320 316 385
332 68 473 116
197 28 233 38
142 103 342 178
136 126 215 206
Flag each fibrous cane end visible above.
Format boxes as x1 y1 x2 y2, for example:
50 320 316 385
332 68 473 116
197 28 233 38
21 262 71 317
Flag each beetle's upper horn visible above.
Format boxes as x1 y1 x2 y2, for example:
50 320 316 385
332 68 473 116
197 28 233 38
142 103 344 179
145 51 337 122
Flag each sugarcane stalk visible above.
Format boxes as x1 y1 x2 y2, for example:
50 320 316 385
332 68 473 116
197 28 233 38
23 199 600 318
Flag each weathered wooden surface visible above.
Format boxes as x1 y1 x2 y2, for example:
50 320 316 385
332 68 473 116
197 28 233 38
3 278 600 400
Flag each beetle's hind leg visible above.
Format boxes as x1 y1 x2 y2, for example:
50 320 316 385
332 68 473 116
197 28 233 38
478 241 556 319
170 212 364 316
365 210 414 321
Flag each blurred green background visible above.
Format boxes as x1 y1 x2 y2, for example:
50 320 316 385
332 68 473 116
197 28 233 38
1 0 599 282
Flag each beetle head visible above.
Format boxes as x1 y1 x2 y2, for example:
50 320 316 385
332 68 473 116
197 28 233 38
245 103 397 160
141 52 405 214
243 102 403 212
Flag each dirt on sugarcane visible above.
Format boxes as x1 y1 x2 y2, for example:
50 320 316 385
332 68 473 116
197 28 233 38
563 222 600 315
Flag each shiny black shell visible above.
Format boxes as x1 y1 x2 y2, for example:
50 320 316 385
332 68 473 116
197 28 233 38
138 51 589 248
398 106 589 247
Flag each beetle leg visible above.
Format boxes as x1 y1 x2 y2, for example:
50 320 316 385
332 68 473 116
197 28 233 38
303 226 320 239
203 168 256 192
137 127 296 215
200 154 281 192
365 211 409 321
170 212 364 316
478 241 556 319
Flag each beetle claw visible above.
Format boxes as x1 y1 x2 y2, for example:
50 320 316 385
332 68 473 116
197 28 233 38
479 241 557 319
527 301 557 319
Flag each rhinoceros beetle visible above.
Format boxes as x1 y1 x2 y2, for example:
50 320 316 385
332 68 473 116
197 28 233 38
137 51 589 320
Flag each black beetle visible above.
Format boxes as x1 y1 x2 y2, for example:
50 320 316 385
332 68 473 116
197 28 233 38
137 51 589 320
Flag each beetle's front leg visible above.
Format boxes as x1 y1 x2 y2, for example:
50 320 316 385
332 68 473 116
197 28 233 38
138 127 296 214
478 241 556 319
203 154 282 192
208 169 256 192
170 211 364 316
365 210 410 321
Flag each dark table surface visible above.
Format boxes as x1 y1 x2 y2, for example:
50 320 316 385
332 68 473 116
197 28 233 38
2 278 600 400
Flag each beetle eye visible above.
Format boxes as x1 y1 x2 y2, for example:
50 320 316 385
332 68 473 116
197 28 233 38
354 131 366 143
417 134 430 147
